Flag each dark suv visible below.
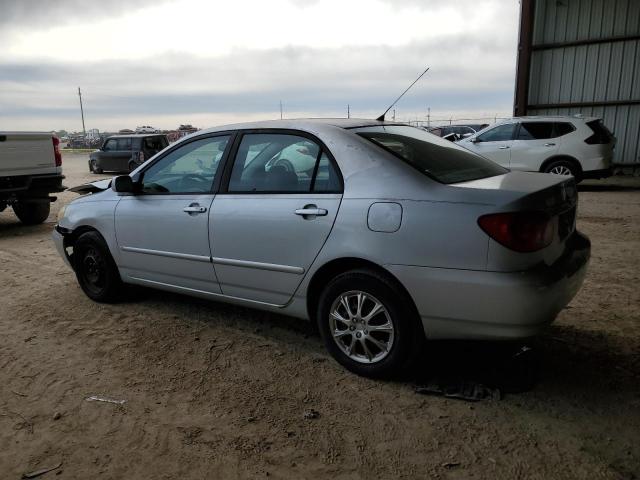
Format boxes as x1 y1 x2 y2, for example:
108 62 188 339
89 134 169 173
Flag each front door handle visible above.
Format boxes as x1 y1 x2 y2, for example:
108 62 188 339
183 203 207 214
544 143 556 147
498 146 510 149
295 206 328 217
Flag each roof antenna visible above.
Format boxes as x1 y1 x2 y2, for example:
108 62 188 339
376 66 430 122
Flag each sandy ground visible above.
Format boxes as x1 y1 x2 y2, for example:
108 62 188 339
1 153 639 479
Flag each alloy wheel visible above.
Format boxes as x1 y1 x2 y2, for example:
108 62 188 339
549 165 573 175
329 290 395 364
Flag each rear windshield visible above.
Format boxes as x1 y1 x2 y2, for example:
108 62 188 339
353 125 507 184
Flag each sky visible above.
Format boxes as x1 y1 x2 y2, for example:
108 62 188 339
0 0 521 132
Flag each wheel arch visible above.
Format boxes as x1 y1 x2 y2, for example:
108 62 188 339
539 155 583 176
62 225 108 264
305 257 420 326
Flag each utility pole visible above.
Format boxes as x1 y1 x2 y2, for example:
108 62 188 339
347 104 350 119
427 107 431 127
279 100 283 120
392 109 396 122
78 87 86 144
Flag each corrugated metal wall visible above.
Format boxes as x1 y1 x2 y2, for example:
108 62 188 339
526 0 640 165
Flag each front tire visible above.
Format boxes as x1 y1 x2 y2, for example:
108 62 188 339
317 269 423 378
90 159 103 174
12 201 50 225
73 231 123 302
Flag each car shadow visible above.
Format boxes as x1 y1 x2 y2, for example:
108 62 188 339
127 288 639 405
578 183 640 192
0 218 56 239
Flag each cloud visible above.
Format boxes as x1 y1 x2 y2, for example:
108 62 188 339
0 0 519 130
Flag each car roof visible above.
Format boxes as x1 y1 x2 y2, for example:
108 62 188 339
196 118 409 136
503 115 598 123
106 133 166 139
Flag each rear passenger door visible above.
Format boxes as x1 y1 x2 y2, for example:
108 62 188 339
209 131 343 305
509 121 561 171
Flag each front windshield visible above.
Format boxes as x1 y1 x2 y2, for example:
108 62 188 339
354 125 507 184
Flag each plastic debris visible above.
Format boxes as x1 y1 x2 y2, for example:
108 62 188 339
22 462 62 479
85 395 126 405
303 409 320 419
415 380 501 402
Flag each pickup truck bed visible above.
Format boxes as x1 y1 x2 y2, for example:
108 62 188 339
0 132 65 225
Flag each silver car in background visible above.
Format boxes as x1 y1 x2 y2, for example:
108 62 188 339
53 119 590 378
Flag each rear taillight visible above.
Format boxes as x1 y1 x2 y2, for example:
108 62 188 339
52 135 62 167
478 212 554 253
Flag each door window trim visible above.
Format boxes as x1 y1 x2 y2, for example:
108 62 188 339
131 131 237 196
218 128 344 195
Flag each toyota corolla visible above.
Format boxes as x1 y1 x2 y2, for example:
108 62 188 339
53 119 590 377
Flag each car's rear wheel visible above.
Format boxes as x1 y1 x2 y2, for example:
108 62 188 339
317 269 422 378
12 201 50 225
543 159 580 180
73 231 122 303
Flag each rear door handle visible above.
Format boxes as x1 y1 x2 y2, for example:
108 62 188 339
295 207 328 217
183 203 207 214
544 143 556 147
498 146 510 149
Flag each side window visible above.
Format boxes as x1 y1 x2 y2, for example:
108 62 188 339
116 138 132 150
313 153 341 192
229 133 321 193
554 122 575 137
141 135 230 194
517 122 554 140
477 124 516 142
103 139 116 151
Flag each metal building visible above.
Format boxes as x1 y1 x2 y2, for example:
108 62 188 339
514 0 640 168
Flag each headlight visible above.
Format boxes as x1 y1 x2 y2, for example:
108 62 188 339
56 204 67 223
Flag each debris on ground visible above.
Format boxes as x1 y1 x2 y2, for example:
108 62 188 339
442 461 461 469
415 380 501 402
21 462 62 479
303 409 320 419
85 395 126 405
53 412 62 420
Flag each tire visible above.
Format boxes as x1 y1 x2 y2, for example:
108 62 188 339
543 159 581 182
90 159 103 174
317 269 423 378
12 201 50 225
73 231 123 303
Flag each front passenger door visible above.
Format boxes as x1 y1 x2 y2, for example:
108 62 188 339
464 123 517 167
115 134 231 294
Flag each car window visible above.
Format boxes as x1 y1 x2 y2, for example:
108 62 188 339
476 123 516 142
429 128 442 136
517 122 554 140
229 133 334 193
554 122 575 136
141 135 230 194
313 153 342 192
355 125 507 184
116 138 132 150
143 136 168 152
103 139 116 151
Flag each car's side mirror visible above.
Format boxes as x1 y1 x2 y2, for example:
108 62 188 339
462 133 473 139
112 175 134 194
470 137 480 143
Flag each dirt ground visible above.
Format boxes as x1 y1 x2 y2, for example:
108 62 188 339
1 152 639 479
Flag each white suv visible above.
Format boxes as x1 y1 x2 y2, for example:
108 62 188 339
458 116 615 181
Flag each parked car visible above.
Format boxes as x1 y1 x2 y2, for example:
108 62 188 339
428 124 490 142
0 131 65 224
135 126 159 134
54 119 590 378
457 116 615 181
89 134 169 173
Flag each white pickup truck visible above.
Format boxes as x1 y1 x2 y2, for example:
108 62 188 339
0 132 65 224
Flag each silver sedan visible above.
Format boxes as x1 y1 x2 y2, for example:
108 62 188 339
53 119 590 377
